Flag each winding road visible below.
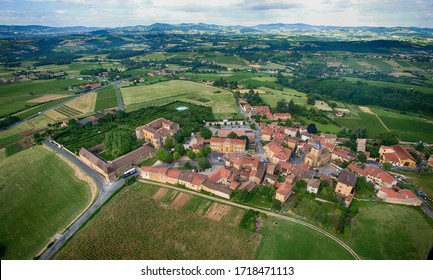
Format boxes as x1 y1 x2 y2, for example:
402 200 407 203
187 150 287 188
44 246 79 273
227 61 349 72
138 179 362 260
39 140 125 260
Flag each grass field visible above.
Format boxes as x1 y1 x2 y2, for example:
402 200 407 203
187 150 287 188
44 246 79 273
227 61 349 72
0 146 91 259
121 80 241 119
335 111 388 138
344 201 433 260
95 86 118 111
0 79 85 116
55 184 260 259
258 87 308 107
256 218 354 260
343 77 433 94
55 184 362 260
364 107 433 143
0 114 52 141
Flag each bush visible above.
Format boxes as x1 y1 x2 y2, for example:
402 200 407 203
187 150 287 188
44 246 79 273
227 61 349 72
240 209 258 232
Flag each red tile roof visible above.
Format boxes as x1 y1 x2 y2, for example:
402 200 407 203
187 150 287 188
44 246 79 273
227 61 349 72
276 183 293 196
210 137 246 145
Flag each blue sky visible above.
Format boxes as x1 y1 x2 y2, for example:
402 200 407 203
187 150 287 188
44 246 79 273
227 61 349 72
0 0 432 28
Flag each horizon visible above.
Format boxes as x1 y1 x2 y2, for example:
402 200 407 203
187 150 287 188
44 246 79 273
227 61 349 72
1 0 432 29
2 22 433 30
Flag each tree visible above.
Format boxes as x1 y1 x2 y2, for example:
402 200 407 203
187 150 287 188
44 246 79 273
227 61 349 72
284 118 292 127
174 143 186 155
202 147 212 157
200 128 213 139
103 130 136 158
382 161 392 171
164 136 175 149
198 158 211 169
357 152 367 163
307 94 315 105
227 132 238 139
352 126 367 139
238 135 249 147
155 148 172 163
172 151 181 161
272 199 282 211
377 132 399 146
196 150 204 158
415 142 424 152
187 150 196 159
183 161 191 169
307 123 317 134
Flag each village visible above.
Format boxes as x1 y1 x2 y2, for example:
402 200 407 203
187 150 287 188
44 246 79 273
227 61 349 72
76 98 429 211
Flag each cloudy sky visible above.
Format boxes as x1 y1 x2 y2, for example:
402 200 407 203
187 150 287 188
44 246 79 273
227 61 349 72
0 0 432 28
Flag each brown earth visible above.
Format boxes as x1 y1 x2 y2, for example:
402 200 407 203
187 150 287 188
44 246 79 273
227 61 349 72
153 188 168 201
27 94 69 103
171 193 192 209
205 203 232 222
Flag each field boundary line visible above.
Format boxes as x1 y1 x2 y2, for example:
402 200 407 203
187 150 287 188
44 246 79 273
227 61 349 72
139 179 361 260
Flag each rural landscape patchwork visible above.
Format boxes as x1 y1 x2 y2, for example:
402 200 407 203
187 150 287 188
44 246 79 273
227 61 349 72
1 20 433 261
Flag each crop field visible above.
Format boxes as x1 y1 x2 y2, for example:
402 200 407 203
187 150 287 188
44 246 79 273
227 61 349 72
121 80 241 119
65 92 96 114
0 114 52 141
55 184 260 260
258 87 307 107
0 146 91 259
55 184 364 260
255 218 354 260
0 79 86 116
343 201 433 260
343 77 433 94
370 107 433 143
335 111 387 138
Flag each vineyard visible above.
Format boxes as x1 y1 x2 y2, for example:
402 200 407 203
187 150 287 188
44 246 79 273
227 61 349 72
54 105 83 118
55 184 260 260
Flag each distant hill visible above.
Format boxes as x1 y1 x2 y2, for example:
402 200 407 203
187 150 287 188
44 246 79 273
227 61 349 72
0 25 105 38
1 23 432 39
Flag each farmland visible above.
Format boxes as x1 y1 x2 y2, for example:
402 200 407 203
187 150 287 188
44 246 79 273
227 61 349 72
334 107 388 138
256 218 354 260
55 184 260 259
343 201 433 260
0 146 91 259
0 114 52 142
121 80 242 119
55 184 360 260
95 86 118 111
0 79 86 116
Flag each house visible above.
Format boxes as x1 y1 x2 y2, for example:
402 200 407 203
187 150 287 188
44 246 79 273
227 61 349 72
273 113 292 121
428 155 433 167
347 163 397 189
225 156 266 184
79 83 101 90
304 140 331 168
377 187 422 206
307 179 321 194
285 137 299 149
201 178 232 199
320 133 337 145
135 118 180 149
79 144 155 183
264 140 292 164
275 182 293 203
217 128 256 148
284 127 298 138
331 148 357 163
379 145 417 168
210 137 246 154
335 170 357 198
356 139 367 152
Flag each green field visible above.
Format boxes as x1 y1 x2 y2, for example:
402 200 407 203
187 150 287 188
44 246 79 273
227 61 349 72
369 107 433 143
55 184 361 260
55 184 260 259
335 111 387 138
344 77 433 94
344 201 433 260
0 146 91 259
0 79 85 116
258 87 308 107
121 80 242 119
256 218 354 260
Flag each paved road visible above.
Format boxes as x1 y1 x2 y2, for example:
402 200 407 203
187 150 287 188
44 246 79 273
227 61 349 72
234 93 264 158
39 140 125 260
420 203 433 219
114 81 124 111
139 179 361 260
